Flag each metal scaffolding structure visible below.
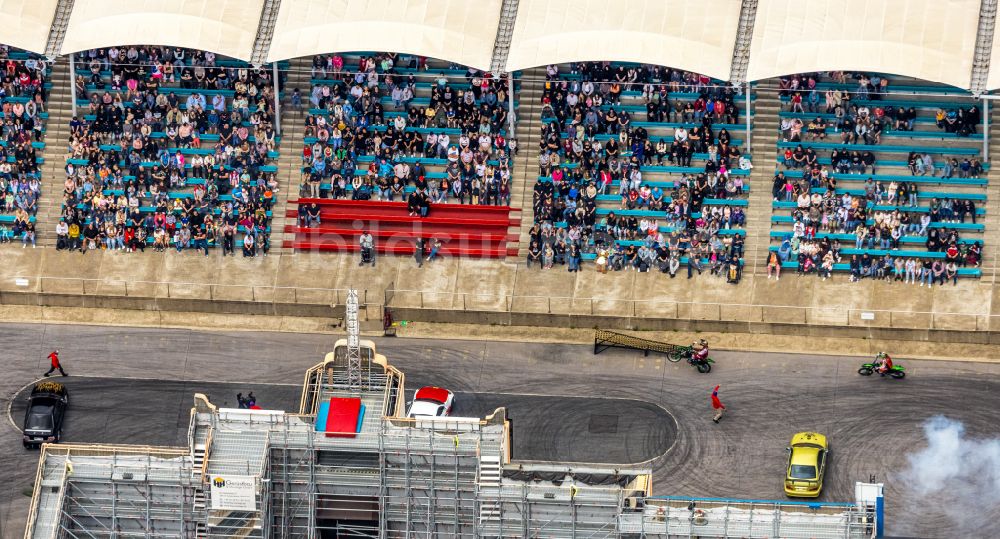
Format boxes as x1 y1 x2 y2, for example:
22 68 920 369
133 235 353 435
345 289 363 391
23 340 882 539
24 445 196 539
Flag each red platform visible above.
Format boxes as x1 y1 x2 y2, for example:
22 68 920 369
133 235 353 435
286 199 520 258
324 397 362 438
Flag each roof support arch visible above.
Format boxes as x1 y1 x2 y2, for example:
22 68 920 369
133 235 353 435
251 0 283 66
729 0 759 84
44 0 75 59
490 0 520 73
971 0 998 95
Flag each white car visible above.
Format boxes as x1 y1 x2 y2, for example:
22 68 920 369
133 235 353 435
407 386 455 418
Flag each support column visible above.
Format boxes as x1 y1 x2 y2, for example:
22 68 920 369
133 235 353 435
728 0 760 85
970 0 998 95
69 55 77 117
745 82 752 153
985 99 991 162
272 62 281 135
507 74 516 139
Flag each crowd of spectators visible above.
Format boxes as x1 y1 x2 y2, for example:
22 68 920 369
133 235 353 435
770 233 981 285
779 72 890 112
298 52 514 220
0 46 47 246
935 105 980 137
57 46 279 256
771 71 986 283
530 62 748 279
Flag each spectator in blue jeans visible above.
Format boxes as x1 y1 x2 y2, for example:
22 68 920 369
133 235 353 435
920 259 934 286
567 244 581 272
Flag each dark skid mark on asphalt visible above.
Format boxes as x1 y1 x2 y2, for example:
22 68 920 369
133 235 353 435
11 378 678 465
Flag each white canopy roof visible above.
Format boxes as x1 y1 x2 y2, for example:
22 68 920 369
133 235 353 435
0 0 59 54
4 0 999 90
504 0 740 81
266 0 502 68
60 0 264 61
747 0 980 90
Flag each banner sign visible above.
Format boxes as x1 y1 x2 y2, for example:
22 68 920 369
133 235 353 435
209 475 257 511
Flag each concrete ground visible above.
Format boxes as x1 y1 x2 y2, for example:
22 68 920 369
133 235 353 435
0 323 998 538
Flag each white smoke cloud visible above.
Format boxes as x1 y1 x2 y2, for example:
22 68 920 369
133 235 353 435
898 416 1000 532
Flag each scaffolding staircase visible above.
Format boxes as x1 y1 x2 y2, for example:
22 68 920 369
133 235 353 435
477 454 503 531
190 415 212 539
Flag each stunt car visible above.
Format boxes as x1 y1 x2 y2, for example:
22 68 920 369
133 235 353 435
22 381 69 449
407 387 455 418
784 432 828 497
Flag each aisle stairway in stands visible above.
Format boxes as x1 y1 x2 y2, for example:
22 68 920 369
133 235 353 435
510 67 546 260
982 105 1000 282
745 82 782 275
36 59 72 247
272 57 313 254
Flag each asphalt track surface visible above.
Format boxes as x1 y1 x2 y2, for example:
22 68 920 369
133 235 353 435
9 380 675 464
0 323 999 538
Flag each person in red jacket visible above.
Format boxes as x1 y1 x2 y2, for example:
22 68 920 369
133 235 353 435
44 350 67 377
711 385 725 423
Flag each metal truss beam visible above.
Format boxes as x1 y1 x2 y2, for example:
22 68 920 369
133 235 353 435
728 0 759 85
490 0 520 73
971 0 998 95
250 0 282 66
44 0 76 59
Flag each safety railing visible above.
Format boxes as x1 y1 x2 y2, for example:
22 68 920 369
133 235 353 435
21 276 372 306
385 289 997 332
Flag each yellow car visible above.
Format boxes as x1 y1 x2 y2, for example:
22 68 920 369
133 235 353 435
784 432 828 497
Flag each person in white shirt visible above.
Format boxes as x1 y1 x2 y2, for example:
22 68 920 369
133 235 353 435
674 127 688 142
438 133 451 159
425 132 438 157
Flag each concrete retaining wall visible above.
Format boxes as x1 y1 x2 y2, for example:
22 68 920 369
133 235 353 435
0 249 996 343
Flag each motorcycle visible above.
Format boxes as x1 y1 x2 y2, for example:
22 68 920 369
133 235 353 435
667 346 714 373
689 356 714 374
858 362 905 379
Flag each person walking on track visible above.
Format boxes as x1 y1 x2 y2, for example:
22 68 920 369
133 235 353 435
711 385 725 423
44 350 67 377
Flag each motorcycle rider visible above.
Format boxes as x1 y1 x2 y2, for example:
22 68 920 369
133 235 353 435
875 351 893 375
691 339 710 365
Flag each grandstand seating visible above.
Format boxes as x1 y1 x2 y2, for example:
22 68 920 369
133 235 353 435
769 73 985 282
0 47 48 245
287 52 519 258
61 47 286 254
530 62 751 276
